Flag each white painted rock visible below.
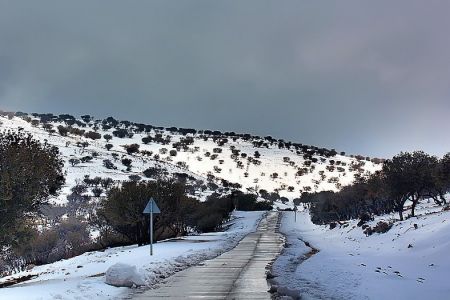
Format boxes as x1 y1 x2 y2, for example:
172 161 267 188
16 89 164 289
105 263 145 287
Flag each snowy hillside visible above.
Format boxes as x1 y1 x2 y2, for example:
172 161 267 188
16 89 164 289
0 112 381 205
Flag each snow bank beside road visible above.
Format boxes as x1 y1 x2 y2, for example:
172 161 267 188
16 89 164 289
273 204 450 300
0 211 264 300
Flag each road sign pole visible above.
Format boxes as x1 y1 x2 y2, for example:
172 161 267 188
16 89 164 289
150 210 153 256
143 198 160 256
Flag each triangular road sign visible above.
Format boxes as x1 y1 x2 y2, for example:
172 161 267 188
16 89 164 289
143 198 161 214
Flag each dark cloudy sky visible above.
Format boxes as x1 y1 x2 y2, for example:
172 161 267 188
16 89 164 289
0 1 449 158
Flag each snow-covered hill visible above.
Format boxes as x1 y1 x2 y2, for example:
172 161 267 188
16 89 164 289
0 112 381 206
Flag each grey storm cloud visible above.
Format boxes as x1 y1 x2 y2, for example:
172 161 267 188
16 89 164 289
0 0 449 158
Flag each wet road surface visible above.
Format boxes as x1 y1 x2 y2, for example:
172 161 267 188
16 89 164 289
134 211 284 299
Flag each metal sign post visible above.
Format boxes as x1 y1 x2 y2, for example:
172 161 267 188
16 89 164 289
294 205 298 223
143 198 161 256
150 208 153 256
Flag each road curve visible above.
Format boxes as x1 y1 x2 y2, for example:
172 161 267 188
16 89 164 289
133 211 284 299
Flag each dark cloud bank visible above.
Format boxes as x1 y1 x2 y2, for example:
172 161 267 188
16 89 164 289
0 1 449 158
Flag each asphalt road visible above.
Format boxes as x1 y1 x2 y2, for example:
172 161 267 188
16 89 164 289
134 211 284 299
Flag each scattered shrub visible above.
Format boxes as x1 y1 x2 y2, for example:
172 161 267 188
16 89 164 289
121 158 132 167
143 167 160 178
57 125 69 136
84 131 101 140
142 136 152 144
128 175 141 182
363 221 393 236
103 159 117 170
68 158 80 167
92 187 104 197
125 144 140 155
80 156 93 163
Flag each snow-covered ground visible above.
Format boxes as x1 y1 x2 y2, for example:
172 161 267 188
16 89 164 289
272 203 450 300
0 211 264 300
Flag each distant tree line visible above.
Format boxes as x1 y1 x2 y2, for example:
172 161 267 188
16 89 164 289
299 151 450 224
